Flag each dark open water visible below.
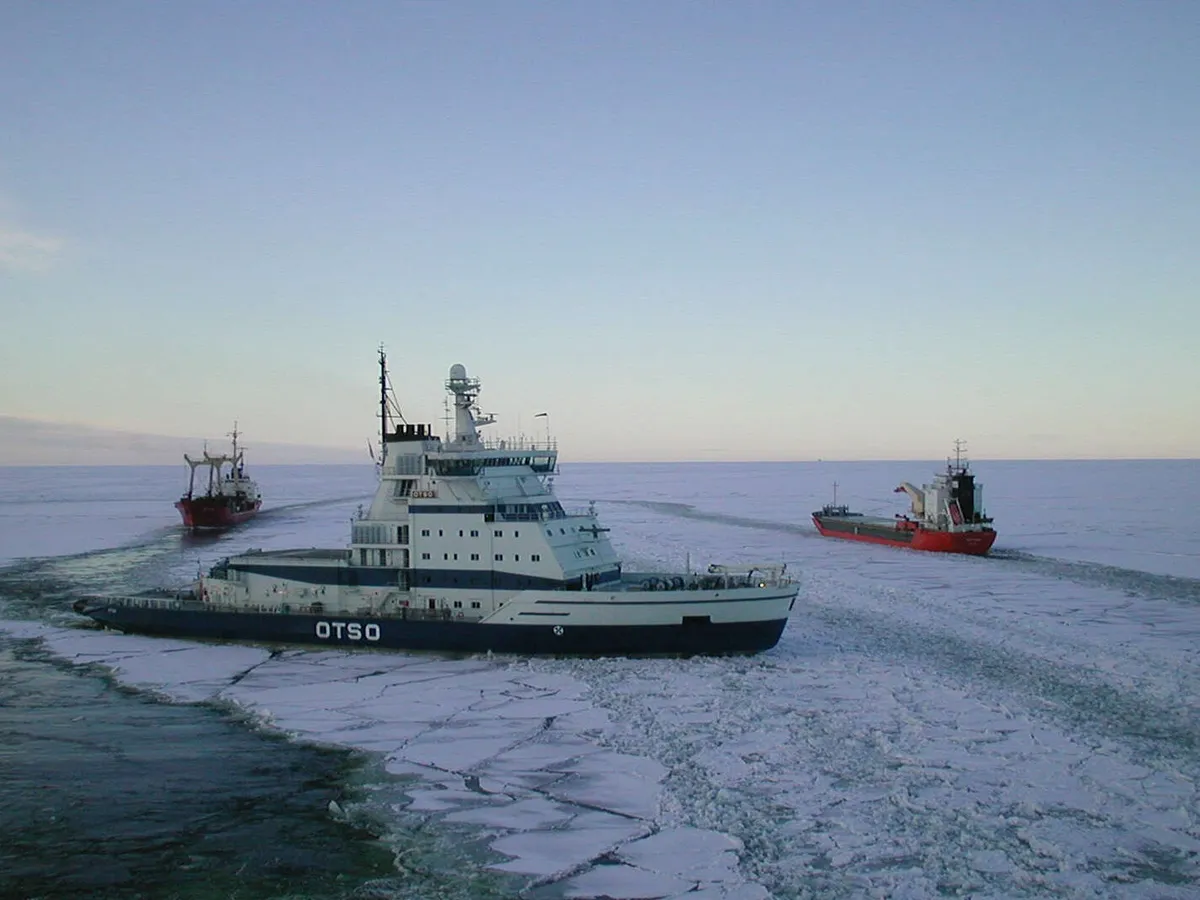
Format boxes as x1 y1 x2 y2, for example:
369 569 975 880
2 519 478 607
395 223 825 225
0 466 402 900
0 635 397 900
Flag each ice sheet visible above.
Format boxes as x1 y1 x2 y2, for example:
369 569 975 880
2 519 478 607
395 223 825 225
6 459 1200 898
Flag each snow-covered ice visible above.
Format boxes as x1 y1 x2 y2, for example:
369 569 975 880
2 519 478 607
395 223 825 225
3 459 1198 898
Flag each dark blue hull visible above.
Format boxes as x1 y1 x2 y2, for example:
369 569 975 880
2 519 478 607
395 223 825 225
76 604 789 657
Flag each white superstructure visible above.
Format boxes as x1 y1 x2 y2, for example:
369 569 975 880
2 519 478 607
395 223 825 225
893 440 992 533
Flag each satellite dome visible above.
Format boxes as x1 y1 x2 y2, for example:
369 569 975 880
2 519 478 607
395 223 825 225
449 363 467 380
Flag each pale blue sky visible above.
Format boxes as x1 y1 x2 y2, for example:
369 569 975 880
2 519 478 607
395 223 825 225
2 2 1197 462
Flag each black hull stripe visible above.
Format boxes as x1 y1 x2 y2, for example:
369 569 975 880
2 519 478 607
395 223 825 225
404 504 559 516
77 608 788 656
231 563 621 591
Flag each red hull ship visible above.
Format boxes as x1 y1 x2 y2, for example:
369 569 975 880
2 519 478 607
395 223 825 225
175 425 262 531
812 442 997 556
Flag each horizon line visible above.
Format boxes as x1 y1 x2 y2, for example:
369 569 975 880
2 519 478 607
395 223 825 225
2 456 1196 469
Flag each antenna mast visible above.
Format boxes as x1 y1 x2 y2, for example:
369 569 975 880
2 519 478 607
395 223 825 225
376 345 407 456
379 345 390 447
951 438 968 472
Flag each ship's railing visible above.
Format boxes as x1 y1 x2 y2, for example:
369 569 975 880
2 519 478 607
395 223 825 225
495 509 552 522
371 605 486 623
477 435 557 452
90 594 487 622
85 593 195 610
622 564 792 592
486 501 568 522
484 504 600 523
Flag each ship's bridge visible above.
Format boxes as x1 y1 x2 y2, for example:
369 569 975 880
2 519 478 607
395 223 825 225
427 440 557 476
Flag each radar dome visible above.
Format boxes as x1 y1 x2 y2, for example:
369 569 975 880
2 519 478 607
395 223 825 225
449 363 467 380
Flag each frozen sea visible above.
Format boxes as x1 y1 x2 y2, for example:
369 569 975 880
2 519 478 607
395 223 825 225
1 459 1198 899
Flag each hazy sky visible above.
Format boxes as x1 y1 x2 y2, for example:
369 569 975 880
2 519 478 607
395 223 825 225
2 2 1197 463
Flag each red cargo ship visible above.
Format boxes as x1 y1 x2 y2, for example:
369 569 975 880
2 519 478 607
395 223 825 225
175 425 262 530
812 441 997 555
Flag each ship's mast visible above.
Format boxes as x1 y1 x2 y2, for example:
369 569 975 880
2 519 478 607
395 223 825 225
376 345 406 463
229 421 241 474
445 363 494 445
378 346 390 451
950 438 968 473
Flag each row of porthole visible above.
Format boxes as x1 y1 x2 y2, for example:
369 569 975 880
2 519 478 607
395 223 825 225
422 529 522 539
420 552 542 562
